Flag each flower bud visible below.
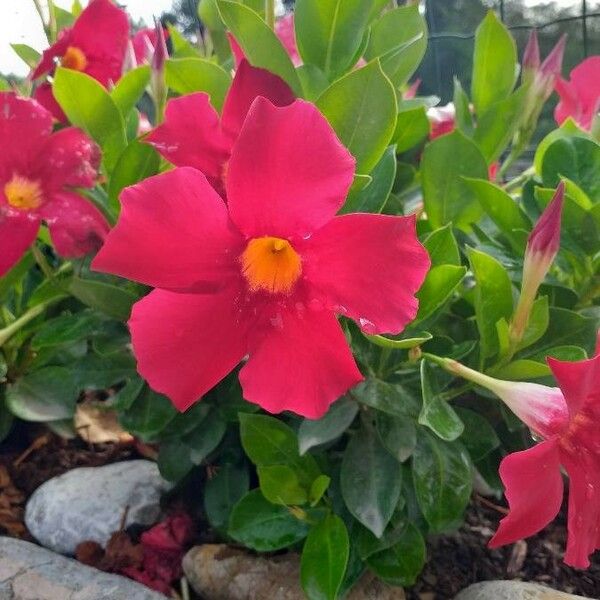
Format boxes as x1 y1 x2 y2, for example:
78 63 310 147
151 20 168 74
150 19 168 123
522 29 541 86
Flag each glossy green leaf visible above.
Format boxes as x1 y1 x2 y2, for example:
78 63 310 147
52 68 127 171
533 118 587 174
453 78 474 136
295 0 373 79
118 387 178 440
301 514 349 600
316 61 397 174
422 131 489 229
376 413 417 463
309 475 331 506
158 441 195 481
186 410 227 464
165 58 231 111
471 11 517 114
167 24 201 58
217 1 302 95
365 331 433 350
418 361 464 441
493 359 551 380
110 66 150 116
31 311 105 350
394 106 430 153
10 44 41 68
416 265 467 322
423 225 461 267
340 422 402 537
298 397 358 455
204 463 250 531
258 465 309 506
353 379 420 418
69 277 138 321
412 429 472 532
228 489 310 551
456 407 500 461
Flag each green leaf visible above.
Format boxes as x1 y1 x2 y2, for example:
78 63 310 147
456 407 499 461
364 5 427 87
365 331 432 350
185 410 227 464
258 465 309 506
53 5 75 29
471 11 517 114
110 66 150 116
295 0 373 79
309 475 331 506
468 248 514 360
423 225 460 267
167 23 201 58
158 441 195 481
298 398 358 455
393 106 430 153
10 44 41 69
376 412 416 462
340 422 402 537
422 131 489 229
301 514 349 600
418 361 464 441
108 140 160 214
316 61 397 174
412 429 472 532
31 311 105 350
6 367 78 422
0 392 14 443
52 68 127 172
453 78 474 136
228 489 310 551
464 177 530 252
353 378 419 418
342 145 397 214
493 359 551 380
297 64 330 101
204 463 250 531
366 523 426 586
72 353 135 390
165 58 231 112
416 265 467 322
534 118 588 174
119 387 178 440
69 277 138 321
541 136 600 202
217 1 302 95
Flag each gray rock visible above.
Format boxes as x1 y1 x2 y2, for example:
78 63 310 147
183 544 406 600
26 460 168 555
0 537 166 599
454 581 594 600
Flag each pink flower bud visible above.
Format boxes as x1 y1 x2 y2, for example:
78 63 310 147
523 29 540 73
541 34 566 82
152 19 168 74
527 180 564 258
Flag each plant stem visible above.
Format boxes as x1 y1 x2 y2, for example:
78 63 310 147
0 300 57 347
503 166 535 193
31 244 54 279
265 0 275 28
32 0 51 43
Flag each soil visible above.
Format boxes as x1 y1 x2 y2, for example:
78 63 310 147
1 426 599 599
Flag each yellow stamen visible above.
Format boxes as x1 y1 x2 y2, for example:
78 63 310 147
241 236 302 294
61 46 88 71
4 175 43 210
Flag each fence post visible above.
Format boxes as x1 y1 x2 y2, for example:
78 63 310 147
582 0 589 57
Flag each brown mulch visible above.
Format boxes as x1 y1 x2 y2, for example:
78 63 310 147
408 496 600 599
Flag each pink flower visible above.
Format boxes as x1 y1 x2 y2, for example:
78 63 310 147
555 56 600 131
0 93 109 276
523 30 566 99
275 14 302 67
145 59 295 194
132 26 169 67
444 339 600 568
427 103 456 140
93 99 430 418
31 0 130 121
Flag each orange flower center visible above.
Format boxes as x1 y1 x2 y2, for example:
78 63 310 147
241 236 302 294
4 175 43 210
61 46 88 71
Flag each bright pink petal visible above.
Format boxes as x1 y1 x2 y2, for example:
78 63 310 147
221 60 295 142
275 14 301 67
71 0 129 87
227 98 355 239
239 302 363 418
132 27 157 65
31 29 72 80
145 93 230 183
129 287 249 411
0 93 53 179
0 211 40 276
561 450 600 568
33 127 100 190
548 353 600 418
302 213 429 335
489 440 563 548
40 191 109 257
227 33 245 69
33 83 67 123
92 167 243 292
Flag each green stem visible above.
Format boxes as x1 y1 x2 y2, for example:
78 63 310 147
265 0 275 28
503 166 535 193
0 300 56 347
31 244 54 279
32 0 51 43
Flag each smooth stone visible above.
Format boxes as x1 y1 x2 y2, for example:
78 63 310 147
25 460 168 555
0 537 166 599
454 581 593 600
183 544 406 600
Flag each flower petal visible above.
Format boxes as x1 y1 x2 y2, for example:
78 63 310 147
129 287 249 411
92 167 243 292
145 93 230 183
302 213 430 334
0 211 40 276
561 450 600 568
31 29 72 80
0 93 53 178
227 98 355 239
221 60 295 142
548 353 600 417
33 83 67 123
33 127 100 190
489 440 563 548
239 303 363 418
40 191 109 257
275 14 302 67
71 0 130 87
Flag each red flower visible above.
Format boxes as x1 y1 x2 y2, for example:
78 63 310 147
93 99 430 418
145 59 295 194
0 93 109 276
31 0 130 121
555 56 600 131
